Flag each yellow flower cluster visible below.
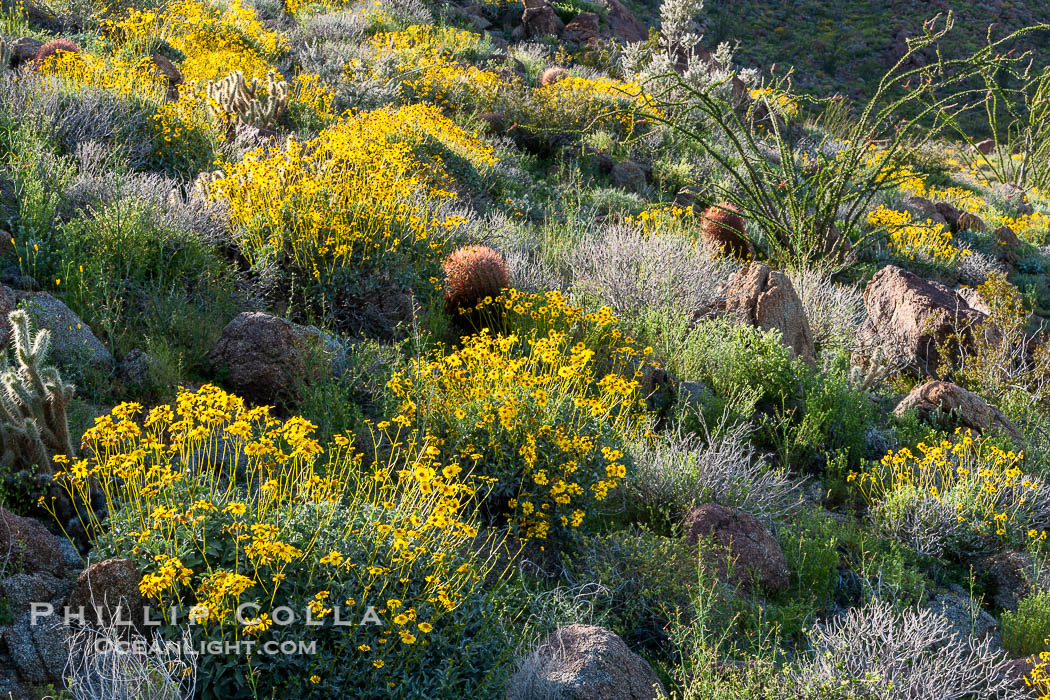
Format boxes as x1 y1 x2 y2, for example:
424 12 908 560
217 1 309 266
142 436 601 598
387 290 652 539
749 87 800 118
363 25 507 110
207 103 496 278
627 204 695 236
531 75 655 135
49 385 493 673
36 50 168 101
1027 646 1050 699
849 428 1041 543
867 204 967 265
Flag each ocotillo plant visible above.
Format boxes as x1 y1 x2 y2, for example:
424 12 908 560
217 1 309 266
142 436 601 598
0 310 75 474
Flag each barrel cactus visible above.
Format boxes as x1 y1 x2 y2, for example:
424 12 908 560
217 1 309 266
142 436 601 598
701 203 754 261
442 245 511 314
32 38 81 67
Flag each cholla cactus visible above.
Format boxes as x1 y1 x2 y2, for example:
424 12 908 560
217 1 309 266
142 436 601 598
0 39 12 73
442 245 510 314
206 70 289 129
0 310 75 474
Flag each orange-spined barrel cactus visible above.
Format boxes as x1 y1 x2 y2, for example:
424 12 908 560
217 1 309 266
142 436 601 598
443 245 510 314
540 66 568 87
701 203 754 261
33 38 81 67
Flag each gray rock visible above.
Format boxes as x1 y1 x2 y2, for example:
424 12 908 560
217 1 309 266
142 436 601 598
117 348 157 387
925 585 1002 652
1 611 67 685
508 624 663 700
0 574 56 612
15 291 113 369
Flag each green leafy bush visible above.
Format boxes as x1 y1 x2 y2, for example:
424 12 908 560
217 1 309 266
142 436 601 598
1003 588 1050 657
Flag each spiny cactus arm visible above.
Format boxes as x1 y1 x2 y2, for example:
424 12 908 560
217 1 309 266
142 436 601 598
20 419 51 473
0 372 27 426
41 369 75 460
4 372 46 428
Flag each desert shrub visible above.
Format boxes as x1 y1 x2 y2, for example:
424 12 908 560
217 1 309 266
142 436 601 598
64 623 197 700
564 527 697 648
786 268 866 355
626 421 797 528
869 486 965 558
362 25 508 112
851 429 1050 558
1003 588 1050 658
50 385 506 699
206 103 497 325
670 317 800 427
662 319 871 469
795 599 1018 699
385 330 647 539
51 198 236 366
570 224 738 319
0 74 155 166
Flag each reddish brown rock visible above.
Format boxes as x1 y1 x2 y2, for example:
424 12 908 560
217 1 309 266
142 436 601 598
861 265 995 375
9 38 43 69
562 12 599 44
975 139 996 155
957 211 987 232
0 508 65 577
67 558 146 631
683 503 790 595
709 263 816 361
893 380 1023 443
508 624 663 700
209 312 334 407
596 0 647 43
522 0 564 38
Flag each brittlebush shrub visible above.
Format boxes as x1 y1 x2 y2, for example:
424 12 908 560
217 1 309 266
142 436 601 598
207 103 498 317
49 385 504 698
850 429 1050 558
385 290 653 540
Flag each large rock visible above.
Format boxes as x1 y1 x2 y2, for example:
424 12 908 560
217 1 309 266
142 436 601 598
860 265 995 375
16 290 113 369
507 624 663 700
926 585 1002 651
67 558 146 631
893 380 1023 443
209 312 342 407
709 263 815 360
9 38 43 69
902 196 948 228
0 508 65 577
979 551 1036 612
683 503 790 595
562 12 599 44
596 0 647 43
610 161 646 193
522 0 564 38
0 611 68 688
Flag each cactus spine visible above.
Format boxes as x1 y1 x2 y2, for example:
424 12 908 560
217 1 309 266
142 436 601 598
0 310 75 474
206 70 290 129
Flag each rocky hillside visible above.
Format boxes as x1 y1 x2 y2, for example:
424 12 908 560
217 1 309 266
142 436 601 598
0 0 1049 698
